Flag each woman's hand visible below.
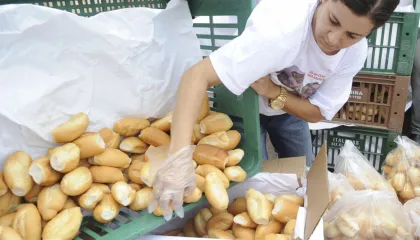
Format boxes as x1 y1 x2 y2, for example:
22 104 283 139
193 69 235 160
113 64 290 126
251 75 281 100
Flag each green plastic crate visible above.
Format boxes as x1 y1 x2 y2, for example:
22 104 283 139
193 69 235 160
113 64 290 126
362 1 420 75
311 126 400 172
0 0 261 239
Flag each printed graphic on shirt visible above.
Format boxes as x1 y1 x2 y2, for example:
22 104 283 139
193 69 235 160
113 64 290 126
275 66 323 99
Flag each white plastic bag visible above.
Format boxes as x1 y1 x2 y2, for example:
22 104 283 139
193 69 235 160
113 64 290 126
0 0 202 167
334 140 395 193
324 190 412 240
327 172 355 210
403 197 420 237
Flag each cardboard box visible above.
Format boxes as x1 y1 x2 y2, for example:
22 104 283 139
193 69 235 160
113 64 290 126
140 143 329 240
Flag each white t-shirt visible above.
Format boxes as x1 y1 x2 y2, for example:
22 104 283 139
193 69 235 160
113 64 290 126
209 0 368 120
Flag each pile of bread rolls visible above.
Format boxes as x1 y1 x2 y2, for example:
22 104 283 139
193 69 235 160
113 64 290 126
324 190 412 240
0 94 248 239
161 188 301 240
381 136 420 203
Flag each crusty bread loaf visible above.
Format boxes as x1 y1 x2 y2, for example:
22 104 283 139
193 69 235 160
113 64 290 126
232 223 256 239
184 187 203 203
245 188 273 225
224 166 247 182
37 184 68 221
60 167 93 196
24 184 43 203
129 187 153 211
119 137 148 154
49 143 80 173
77 183 110 210
192 124 206 144
205 212 234 232
205 172 229 211
90 149 132 169
196 174 206 192
90 166 124 184
207 229 235 239
151 113 172 133
12 203 42 240
284 219 296 236
196 165 229 189
194 208 213 237
271 198 300 223
233 212 257 229
139 127 171 147
51 112 89 143
0 192 21 218
42 207 83 240
93 194 121 224
200 113 233 134
264 234 292 240
4 151 34 197
128 160 146 184
226 149 244 167
29 156 62 187
274 194 304 207
0 173 7 197
255 219 284 239
73 133 106 159
198 132 230 149
224 130 241 150
193 145 229 170
0 226 23 240
113 117 150 137
111 181 136 206
99 127 121 149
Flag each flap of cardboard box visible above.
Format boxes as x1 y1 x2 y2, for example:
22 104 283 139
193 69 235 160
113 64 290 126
261 156 306 179
304 142 329 240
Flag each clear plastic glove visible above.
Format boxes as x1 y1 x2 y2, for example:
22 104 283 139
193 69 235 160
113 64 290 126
142 145 196 221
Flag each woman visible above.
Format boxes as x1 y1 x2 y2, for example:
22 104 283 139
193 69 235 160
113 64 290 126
148 0 400 219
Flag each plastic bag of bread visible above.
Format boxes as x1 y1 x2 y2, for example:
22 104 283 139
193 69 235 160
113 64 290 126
324 190 412 240
403 197 420 238
381 136 420 202
334 140 394 192
327 172 355 210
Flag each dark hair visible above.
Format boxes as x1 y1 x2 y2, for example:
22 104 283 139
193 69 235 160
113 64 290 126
338 0 400 28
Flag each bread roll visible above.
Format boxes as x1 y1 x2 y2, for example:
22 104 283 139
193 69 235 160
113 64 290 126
336 213 360 238
196 165 229 189
153 202 173 217
224 166 247 182
194 208 213 237
274 194 304 207
226 149 245 167
78 183 109 210
205 172 229 211
210 207 227 215
119 137 148 154
284 219 296 236
12 203 41 240
264 234 292 240
91 148 132 169
111 181 136 206
0 192 21 218
4 151 34 196
198 132 230 149
61 167 92 196
184 219 199 237
197 94 210 122
0 226 23 240
63 198 77 210
113 118 150 137
0 173 8 196
0 213 15 227
42 207 83 240
271 198 299 223
51 112 89 143
233 212 257 228
392 173 406 191
90 166 124 184
408 167 420 187
151 113 172 133
93 194 120 223
232 223 256 239
193 144 229 170
24 184 43 203
224 130 241 151
196 174 205 192
99 127 121 149
192 124 206 144
382 165 392 176
255 220 284 240
227 197 247 216
139 127 171 147
128 160 145 184
200 113 233 134
208 229 235 239
50 143 80 173
73 133 106 159
37 184 68 221
399 183 415 199
373 217 398 238
140 162 152 185
206 212 234 232
246 188 273 225
184 187 203 203
29 156 61 187
129 187 153 211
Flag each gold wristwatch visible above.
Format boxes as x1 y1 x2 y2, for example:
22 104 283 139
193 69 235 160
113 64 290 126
269 87 288 110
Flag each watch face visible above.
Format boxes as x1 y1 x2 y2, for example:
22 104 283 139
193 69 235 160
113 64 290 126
271 100 283 110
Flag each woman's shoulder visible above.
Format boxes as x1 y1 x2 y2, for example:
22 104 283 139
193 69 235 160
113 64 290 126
338 38 369 71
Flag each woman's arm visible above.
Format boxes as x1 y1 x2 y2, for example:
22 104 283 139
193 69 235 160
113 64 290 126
251 75 324 123
169 58 221 154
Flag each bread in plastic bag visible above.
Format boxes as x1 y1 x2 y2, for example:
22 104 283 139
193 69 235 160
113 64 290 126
403 197 420 238
381 136 420 203
327 172 355 210
324 190 412 240
334 140 395 193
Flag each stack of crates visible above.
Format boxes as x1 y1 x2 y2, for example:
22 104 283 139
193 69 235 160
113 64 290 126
0 0 261 239
312 2 420 172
